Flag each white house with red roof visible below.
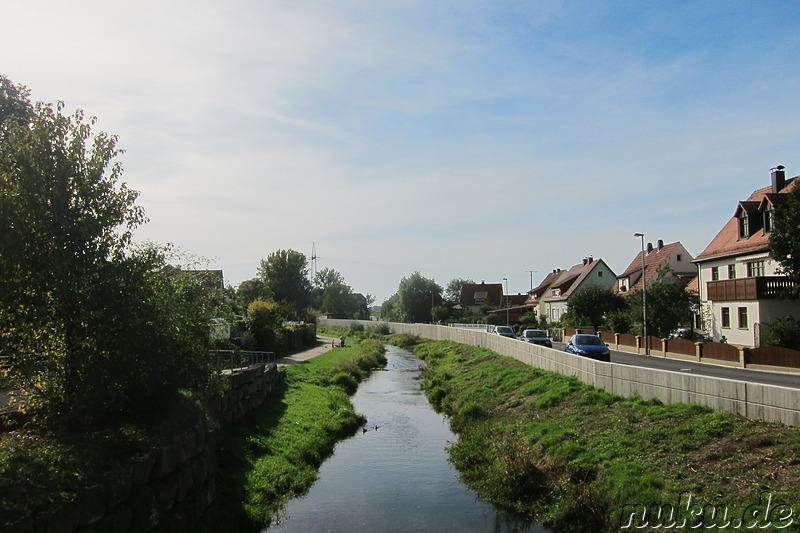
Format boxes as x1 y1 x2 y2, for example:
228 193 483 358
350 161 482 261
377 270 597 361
617 240 696 295
693 166 800 346
544 256 616 323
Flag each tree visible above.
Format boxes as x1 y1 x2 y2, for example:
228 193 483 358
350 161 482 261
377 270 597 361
0 77 214 425
763 316 800 350
247 299 286 351
321 283 359 319
236 277 271 308
257 249 312 317
566 285 627 329
311 267 346 309
626 266 700 338
444 278 475 305
769 182 800 297
392 272 443 323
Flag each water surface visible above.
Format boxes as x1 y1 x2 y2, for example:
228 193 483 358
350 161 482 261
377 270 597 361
268 345 549 533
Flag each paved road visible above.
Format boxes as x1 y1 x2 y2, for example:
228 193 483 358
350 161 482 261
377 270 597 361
551 341 800 389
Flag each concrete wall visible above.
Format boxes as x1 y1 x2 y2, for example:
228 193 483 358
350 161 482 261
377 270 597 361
321 319 800 427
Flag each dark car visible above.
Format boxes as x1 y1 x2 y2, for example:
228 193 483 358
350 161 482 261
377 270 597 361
519 329 553 348
565 334 611 362
493 325 516 338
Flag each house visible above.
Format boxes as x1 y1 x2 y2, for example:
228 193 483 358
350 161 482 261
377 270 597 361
693 166 800 346
496 269 567 322
458 282 503 314
544 257 617 323
616 240 696 295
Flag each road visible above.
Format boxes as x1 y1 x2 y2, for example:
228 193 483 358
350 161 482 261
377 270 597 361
551 341 800 389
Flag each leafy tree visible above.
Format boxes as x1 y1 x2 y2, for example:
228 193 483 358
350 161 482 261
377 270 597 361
0 77 214 425
566 285 627 329
763 316 800 350
769 182 800 297
236 278 271 308
314 267 346 289
444 278 475 305
321 282 359 319
311 267 346 309
626 266 700 338
247 299 285 351
392 272 442 323
257 249 312 317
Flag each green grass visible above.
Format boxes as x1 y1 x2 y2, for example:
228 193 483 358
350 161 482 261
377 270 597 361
215 339 386 530
411 339 800 533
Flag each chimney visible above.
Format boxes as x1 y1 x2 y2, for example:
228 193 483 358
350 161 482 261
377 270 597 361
582 258 588 266
646 242 653 254
657 239 664 251
587 256 594 264
772 165 786 193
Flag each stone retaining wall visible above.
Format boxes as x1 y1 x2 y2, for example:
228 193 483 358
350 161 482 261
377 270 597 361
5 363 282 532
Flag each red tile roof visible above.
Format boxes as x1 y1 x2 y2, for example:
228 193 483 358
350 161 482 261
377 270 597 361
695 177 798 262
617 241 694 294
544 258 612 302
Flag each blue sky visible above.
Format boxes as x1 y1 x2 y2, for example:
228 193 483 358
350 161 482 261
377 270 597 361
3 1 800 303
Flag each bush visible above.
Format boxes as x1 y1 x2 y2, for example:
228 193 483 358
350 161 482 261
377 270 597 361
330 372 358 394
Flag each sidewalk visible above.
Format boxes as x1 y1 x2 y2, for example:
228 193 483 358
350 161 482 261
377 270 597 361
275 336 339 365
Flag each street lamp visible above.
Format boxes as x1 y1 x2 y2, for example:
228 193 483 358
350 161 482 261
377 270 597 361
634 233 648 355
526 270 537 291
502 277 509 326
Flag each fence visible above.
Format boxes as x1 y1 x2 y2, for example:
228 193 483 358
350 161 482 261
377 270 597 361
211 350 275 371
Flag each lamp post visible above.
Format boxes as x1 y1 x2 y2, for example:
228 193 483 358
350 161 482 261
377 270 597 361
502 277 509 326
430 291 435 324
634 233 648 355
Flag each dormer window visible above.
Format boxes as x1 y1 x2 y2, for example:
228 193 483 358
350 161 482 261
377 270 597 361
738 212 749 239
764 204 773 234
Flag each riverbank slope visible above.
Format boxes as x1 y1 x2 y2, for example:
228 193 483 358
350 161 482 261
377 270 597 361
408 338 800 532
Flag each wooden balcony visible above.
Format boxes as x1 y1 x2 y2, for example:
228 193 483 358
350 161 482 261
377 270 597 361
706 276 796 302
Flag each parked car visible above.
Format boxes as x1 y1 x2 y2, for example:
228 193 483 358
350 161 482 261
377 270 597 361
565 334 611 362
519 329 553 348
492 325 516 338
669 328 705 341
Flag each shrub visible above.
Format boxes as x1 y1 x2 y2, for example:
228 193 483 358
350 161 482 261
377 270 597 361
330 372 358 395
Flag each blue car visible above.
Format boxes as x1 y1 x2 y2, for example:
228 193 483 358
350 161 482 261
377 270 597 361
565 334 611 362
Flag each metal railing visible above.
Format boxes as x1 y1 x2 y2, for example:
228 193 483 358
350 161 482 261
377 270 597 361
210 350 276 371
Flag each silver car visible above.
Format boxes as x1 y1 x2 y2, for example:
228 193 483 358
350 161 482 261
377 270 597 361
519 329 553 348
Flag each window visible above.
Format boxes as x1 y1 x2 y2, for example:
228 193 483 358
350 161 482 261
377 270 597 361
747 261 765 277
677 254 683 262
728 264 736 279
711 267 719 281
474 298 485 305
598 271 603 277
738 307 748 329
764 205 773 234
721 307 731 329
739 213 749 239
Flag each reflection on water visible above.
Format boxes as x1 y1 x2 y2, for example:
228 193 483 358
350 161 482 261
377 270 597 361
267 345 549 533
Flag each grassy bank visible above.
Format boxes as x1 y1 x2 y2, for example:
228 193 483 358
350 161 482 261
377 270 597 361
411 339 800 532
215 338 387 530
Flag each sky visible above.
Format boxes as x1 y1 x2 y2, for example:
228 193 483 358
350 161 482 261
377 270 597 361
3 1 800 304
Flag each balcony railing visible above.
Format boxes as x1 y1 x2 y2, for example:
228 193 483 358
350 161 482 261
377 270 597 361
706 276 796 301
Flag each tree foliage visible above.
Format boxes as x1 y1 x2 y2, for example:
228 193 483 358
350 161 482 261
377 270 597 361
626 266 699 338
388 272 442 323
444 278 475 305
236 277 271 308
566 284 626 329
0 76 214 426
257 249 312 317
321 282 359 319
769 182 800 297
